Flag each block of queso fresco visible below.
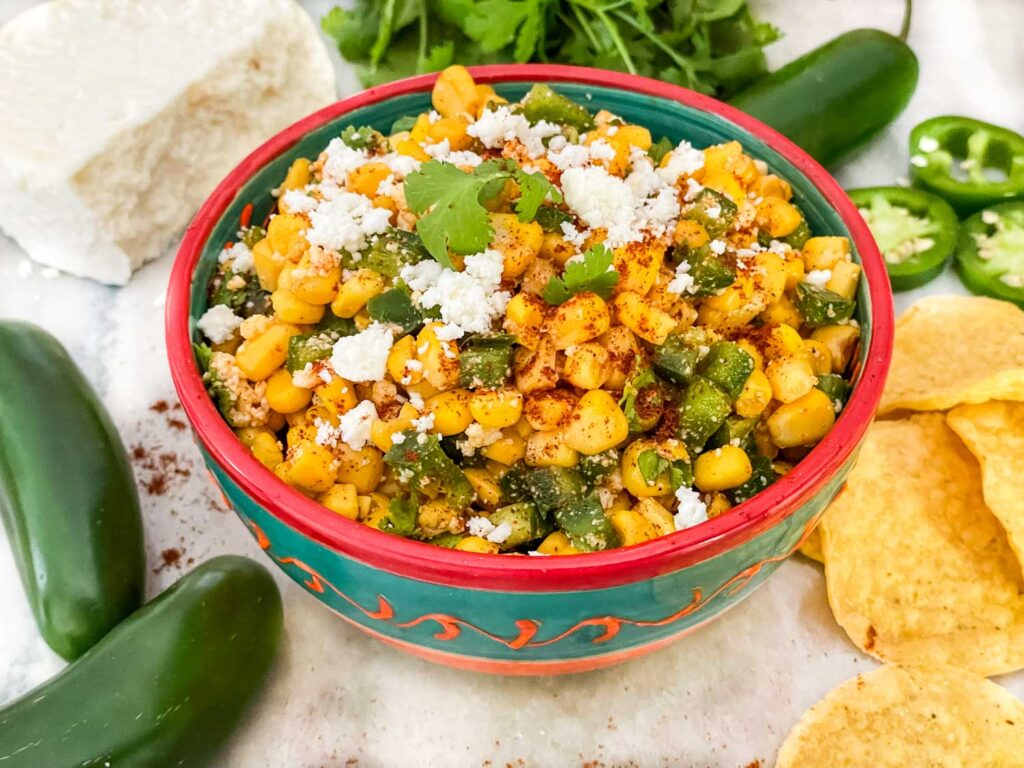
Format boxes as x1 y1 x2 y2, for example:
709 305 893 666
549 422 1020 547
0 0 337 285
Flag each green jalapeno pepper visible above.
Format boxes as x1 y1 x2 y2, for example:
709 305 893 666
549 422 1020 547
954 202 1024 307
847 186 959 291
909 116 1024 214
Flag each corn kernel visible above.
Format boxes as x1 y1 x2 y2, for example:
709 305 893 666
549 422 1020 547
235 324 297 381
491 213 544 279
481 429 527 465
610 508 660 547
285 441 337 494
694 446 753 491
318 483 360 520
755 198 802 238
387 335 423 385
562 390 629 456
811 324 860 374
432 65 480 118
267 213 308 258
417 323 461 391
315 377 358 416
766 355 817 404
470 388 524 429
632 498 675 536
525 429 579 467
536 531 580 555
456 536 500 554
331 269 385 319
334 443 384 493
613 291 676 345
464 468 502 508
563 342 611 390
280 158 311 193
802 237 850 271
425 389 474 435
735 368 772 418
504 292 548 350
266 368 313 414
826 259 861 299
767 388 836 448
272 289 325 325
802 339 833 376
253 238 287 291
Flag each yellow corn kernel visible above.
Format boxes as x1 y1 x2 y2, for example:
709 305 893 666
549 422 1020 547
409 113 432 143
735 369 772 418
432 65 480 118
395 138 430 162
632 498 675 536
614 124 652 151
612 240 664 296
359 492 392 529
464 468 502 508
826 259 862 299
598 326 639 391
456 536 500 554
802 236 851 271
425 389 473 435
811 324 860 374
334 443 384 493
235 324 298 381
751 174 792 200
514 337 558 394
613 291 676 345
347 162 392 199
290 259 340 306
701 141 743 177
474 84 505 115
563 342 611 390
267 213 308 258
536 531 580 555
701 171 744 204
287 417 319 446
523 390 576 431
538 232 576 267
315 377 358 416
387 335 423 386
621 439 671 498
370 403 419 452
765 323 806 359
755 198 802 238
481 428 527 465
331 269 385 319
251 238 286 292
766 354 817 404
286 441 337 494
491 213 544 279
280 157 311 193
520 258 558 297
694 445 753 492
272 289 325 325
610 508 660 547
238 428 284 470
504 292 548 350
802 340 833 376
426 116 472 151
276 264 297 292
706 492 732 518
470 388 524 429
525 429 579 467
417 323 461 390
781 250 806 290
767 388 836 448
317 483 360 520
418 499 461 536
562 390 629 456
266 369 313 414
673 219 710 249
760 294 804 329
753 250 788 306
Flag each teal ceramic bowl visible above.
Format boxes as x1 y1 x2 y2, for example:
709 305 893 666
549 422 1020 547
167 65 893 675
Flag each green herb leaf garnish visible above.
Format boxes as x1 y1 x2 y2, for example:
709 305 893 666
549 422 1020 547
542 244 619 305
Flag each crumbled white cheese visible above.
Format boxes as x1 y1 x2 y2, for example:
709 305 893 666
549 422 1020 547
657 142 705 184
804 269 833 289
467 106 562 158
376 175 401 198
329 322 394 382
559 221 590 248
219 241 254 273
709 239 727 255
321 138 369 185
281 188 317 214
407 391 425 411
547 141 592 171
197 304 242 343
379 152 422 178
457 422 503 456
560 165 637 243
466 516 512 544
338 400 378 451
423 138 484 168
486 522 513 545
305 187 392 257
588 139 617 162
666 259 696 295
401 250 510 340
313 417 341 448
390 431 407 445
674 486 708 530
424 138 451 158
411 412 435 433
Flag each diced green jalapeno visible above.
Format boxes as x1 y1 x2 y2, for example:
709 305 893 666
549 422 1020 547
377 496 418 536
240 225 267 249
685 245 737 296
784 218 811 249
683 188 738 238
729 453 779 504
340 125 385 151
708 415 759 451
384 432 473 511
499 463 533 504
534 205 575 233
489 502 551 549
286 333 335 372
815 374 851 412
619 368 663 432
459 335 515 388
578 449 620 486
794 283 856 328
365 228 430 278
675 377 733 454
316 311 358 336
390 115 417 134
696 341 754 400
367 288 424 335
554 494 619 552
648 136 674 165
524 467 584 515
209 270 271 318
652 334 700 385
520 84 594 132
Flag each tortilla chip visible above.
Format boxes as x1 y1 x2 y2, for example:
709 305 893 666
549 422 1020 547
878 296 1024 415
948 401 1024 571
776 664 1024 767
820 413 1024 676
798 527 824 564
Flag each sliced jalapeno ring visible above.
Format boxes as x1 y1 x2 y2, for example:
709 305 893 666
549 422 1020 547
954 202 1024 307
909 116 1024 214
847 186 959 291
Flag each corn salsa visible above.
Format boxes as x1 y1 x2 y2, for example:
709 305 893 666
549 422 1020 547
195 66 861 555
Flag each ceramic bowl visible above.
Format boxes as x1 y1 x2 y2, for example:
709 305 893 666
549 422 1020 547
167 64 893 675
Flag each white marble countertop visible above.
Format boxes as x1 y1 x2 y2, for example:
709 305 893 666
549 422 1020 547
1 1 1022 765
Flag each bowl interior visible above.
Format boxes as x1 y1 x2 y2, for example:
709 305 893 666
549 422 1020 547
189 82 871 355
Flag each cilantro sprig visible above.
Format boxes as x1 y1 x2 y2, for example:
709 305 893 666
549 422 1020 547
404 159 561 268
637 449 693 491
542 244 619 305
322 1 779 96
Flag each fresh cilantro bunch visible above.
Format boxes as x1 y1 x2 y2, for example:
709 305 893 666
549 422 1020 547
542 244 619 304
404 158 561 268
322 0 780 96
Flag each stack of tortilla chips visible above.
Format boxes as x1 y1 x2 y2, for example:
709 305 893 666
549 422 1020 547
778 296 1024 766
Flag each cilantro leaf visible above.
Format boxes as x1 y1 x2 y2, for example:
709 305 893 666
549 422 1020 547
379 495 419 536
542 244 619 305
637 449 693 490
513 168 562 222
340 125 384 151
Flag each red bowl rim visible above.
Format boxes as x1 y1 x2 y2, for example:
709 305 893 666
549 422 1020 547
166 64 893 592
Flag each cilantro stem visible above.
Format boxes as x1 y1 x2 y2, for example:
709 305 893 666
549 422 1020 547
416 0 428 67
591 6 636 74
567 3 601 53
612 10 694 74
